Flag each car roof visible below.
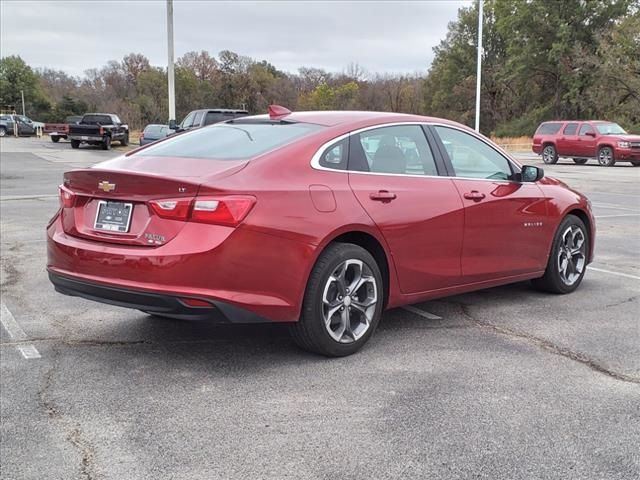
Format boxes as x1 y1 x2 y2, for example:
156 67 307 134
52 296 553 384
541 120 613 124
194 109 249 113
238 110 455 128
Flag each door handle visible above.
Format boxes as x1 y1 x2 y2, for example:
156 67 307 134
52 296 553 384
370 190 397 202
463 191 485 201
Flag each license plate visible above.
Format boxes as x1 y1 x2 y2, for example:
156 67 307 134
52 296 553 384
81 136 89 140
94 201 133 233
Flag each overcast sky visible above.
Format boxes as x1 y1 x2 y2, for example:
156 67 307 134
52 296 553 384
1 0 471 77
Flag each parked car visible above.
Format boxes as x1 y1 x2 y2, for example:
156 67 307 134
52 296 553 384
47 106 595 357
0 114 43 136
171 108 249 132
68 113 129 150
44 115 83 142
532 120 640 166
139 124 174 146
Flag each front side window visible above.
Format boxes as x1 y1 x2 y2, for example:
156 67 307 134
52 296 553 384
137 122 321 160
579 124 595 136
563 123 578 135
180 112 196 129
349 125 437 176
192 111 204 127
434 126 513 181
595 123 627 135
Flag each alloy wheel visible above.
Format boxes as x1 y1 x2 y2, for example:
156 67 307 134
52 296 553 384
322 259 378 343
542 146 556 164
557 225 586 286
598 147 613 166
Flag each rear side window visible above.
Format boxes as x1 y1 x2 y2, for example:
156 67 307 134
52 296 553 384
204 112 225 125
319 138 348 170
349 125 438 176
563 123 578 135
137 123 322 160
536 123 562 135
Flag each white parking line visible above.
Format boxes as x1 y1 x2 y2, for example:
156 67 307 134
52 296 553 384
0 302 41 359
595 213 640 219
587 267 640 281
592 203 639 212
401 305 443 320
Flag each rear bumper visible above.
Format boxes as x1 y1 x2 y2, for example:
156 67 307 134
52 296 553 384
48 271 270 322
47 215 314 322
69 134 103 141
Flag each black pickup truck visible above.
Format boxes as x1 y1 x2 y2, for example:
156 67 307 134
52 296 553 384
68 113 129 150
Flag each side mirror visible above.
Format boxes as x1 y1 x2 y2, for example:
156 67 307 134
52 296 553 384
168 119 177 130
585 131 596 137
520 165 544 182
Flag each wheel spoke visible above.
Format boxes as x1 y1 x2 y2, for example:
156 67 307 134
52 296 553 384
320 257 379 344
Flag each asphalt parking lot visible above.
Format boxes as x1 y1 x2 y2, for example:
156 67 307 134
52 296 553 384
1 136 639 480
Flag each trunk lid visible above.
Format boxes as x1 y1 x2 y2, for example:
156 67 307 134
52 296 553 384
60 158 247 246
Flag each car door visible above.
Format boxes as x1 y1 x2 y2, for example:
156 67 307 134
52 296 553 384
577 123 597 157
557 122 579 156
431 125 549 283
346 124 464 293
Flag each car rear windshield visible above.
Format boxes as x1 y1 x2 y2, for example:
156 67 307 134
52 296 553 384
143 125 166 136
82 115 112 125
536 123 562 135
136 122 322 160
595 123 627 135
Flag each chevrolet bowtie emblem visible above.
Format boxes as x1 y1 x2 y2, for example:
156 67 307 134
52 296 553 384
98 181 116 192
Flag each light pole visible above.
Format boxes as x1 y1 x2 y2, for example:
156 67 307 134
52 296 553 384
21 90 26 116
474 0 483 132
167 0 176 125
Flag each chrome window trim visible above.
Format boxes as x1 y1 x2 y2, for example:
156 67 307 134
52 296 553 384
309 121 523 183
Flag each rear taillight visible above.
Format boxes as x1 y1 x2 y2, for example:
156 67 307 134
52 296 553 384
148 196 255 226
59 185 76 208
148 198 192 220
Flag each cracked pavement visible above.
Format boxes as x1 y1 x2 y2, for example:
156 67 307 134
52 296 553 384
1 137 639 479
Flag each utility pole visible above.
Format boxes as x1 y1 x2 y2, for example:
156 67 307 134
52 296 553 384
474 0 483 132
166 0 176 125
21 90 25 116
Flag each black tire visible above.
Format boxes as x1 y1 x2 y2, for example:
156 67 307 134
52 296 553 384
572 158 587 165
542 144 558 164
51 136 60 143
531 214 589 294
70 139 80 149
597 146 615 166
631 161 640 167
102 136 111 150
290 243 384 357
0 127 6 137
120 133 129 146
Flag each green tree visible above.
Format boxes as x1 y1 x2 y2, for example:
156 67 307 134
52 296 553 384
0 55 50 116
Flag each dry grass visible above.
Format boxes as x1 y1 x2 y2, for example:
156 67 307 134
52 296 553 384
129 129 142 146
491 136 533 152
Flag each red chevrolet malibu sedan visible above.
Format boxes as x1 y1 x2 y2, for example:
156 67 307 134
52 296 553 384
47 108 595 356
